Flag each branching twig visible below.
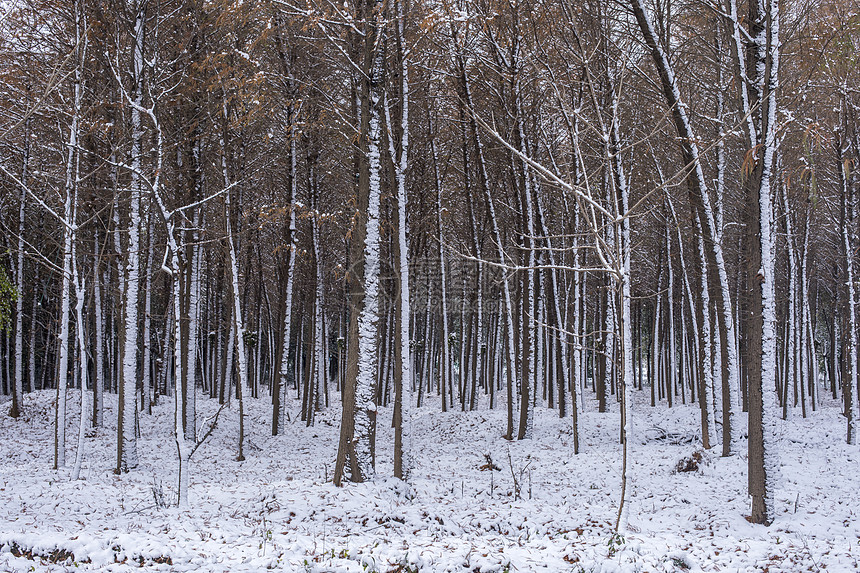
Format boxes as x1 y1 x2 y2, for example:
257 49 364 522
189 403 228 459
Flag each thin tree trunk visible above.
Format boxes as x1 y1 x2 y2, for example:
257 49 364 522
10 116 29 419
223 131 248 462
387 2 412 478
631 0 739 453
456 52 519 439
334 6 384 484
838 137 859 443
272 29 298 436
71 242 89 481
142 220 153 415
55 18 84 468
92 235 104 427
430 118 451 413
117 0 145 473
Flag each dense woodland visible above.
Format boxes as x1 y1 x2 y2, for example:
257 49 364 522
0 0 858 532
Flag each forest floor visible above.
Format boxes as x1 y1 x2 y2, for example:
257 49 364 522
0 388 858 572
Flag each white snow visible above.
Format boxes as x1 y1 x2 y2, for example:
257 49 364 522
2 389 858 572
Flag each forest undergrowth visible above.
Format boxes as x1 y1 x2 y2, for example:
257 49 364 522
0 390 857 572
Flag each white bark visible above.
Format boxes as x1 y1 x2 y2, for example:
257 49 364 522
118 0 146 472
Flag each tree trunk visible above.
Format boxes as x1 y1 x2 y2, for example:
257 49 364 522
116 1 145 474
334 1 384 484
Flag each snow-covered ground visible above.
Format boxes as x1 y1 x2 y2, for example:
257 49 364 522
1 388 857 572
